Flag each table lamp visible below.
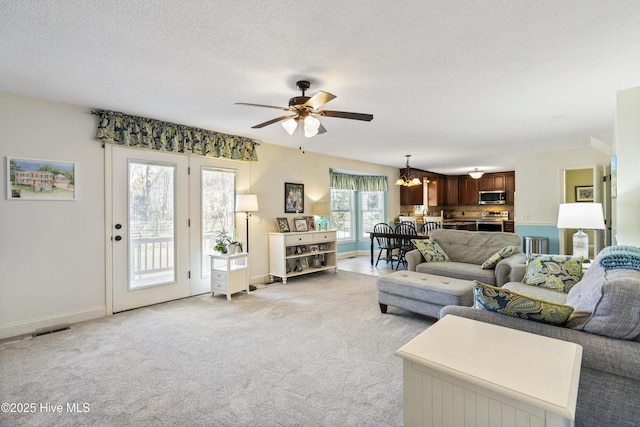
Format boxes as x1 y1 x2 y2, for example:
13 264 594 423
235 194 259 253
312 202 330 230
557 202 605 259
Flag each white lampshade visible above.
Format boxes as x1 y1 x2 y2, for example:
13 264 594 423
312 202 330 216
557 203 605 230
235 194 259 212
557 202 604 259
282 118 298 135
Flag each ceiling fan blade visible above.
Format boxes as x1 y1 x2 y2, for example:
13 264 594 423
318 110 374 121
251 115 297 129
304 91 336 110
236 102 290 111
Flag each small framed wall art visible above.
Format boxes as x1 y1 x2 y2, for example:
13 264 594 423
575 186 594 202
285 182 304 213
7 156 76 201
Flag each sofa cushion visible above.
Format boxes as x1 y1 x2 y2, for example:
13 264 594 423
412 239 450 262
502 282 568 305
522 254 583 292
417 261 498 285
474 281 574 326
481 245 520 269
565 260 640 340
429 229 522 265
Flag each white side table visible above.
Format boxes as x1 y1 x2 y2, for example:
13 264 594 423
210 252 249 301
396 315 582 427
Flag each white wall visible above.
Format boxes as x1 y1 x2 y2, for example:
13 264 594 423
514 145 610 254
615 86 640 245
0 91 400 339
515 146 610 224
0 93 106 338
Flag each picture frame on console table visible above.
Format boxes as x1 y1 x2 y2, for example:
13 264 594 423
276 217 290 232
294 218 308 232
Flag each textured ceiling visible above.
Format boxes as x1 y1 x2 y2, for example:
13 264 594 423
1 1 640 174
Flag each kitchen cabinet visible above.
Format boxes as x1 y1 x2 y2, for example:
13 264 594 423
446 176 459 206
505 172 515 204
400 183 423 205
458 176 478 205
503 220 515 233
479 173 506 191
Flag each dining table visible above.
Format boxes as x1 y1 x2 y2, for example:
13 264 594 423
368 230 431 265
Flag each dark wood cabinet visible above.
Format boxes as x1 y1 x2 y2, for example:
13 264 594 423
505 172 515 204
400 183 423 205
446 176 459 206
458 176 478 205
503 220 515 233
479 173 506 191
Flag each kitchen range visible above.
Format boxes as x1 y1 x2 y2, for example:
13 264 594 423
476 211 509 232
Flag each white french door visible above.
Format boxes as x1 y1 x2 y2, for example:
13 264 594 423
110 146 236 312
111 147 191 312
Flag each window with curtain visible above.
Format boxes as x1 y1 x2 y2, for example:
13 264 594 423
330 189 354 241
360 191 384 238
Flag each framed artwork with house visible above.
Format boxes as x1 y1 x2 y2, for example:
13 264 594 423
7 156 76 201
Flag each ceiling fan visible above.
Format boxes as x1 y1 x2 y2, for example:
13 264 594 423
236 80 373 138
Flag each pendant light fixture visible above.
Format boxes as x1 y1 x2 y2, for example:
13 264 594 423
468 168 485 179
395 155 422 186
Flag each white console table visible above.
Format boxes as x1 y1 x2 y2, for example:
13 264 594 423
396 315 582 427
268 230 337 284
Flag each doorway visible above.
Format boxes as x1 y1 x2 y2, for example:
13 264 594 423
109 146 235 313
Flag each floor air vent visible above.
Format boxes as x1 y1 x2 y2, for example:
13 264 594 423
32 323 70 337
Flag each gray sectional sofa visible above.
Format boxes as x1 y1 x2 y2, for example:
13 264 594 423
441 253 640 427
405 229 526 286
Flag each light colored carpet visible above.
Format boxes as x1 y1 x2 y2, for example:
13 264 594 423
0 270 433 426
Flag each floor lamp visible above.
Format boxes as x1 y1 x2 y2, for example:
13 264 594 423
557 202 605 260
236 194 258 291
235 194 259 253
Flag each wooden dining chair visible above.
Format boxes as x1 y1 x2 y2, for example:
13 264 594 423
373 223 398 268
394 222 417 269
421 221 442 236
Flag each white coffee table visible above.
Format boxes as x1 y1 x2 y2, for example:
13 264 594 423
396 315 582 427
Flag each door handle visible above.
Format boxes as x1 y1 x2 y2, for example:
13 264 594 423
114 235 122 241
115 224 122 230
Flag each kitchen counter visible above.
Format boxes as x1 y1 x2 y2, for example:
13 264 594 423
442 221 477 231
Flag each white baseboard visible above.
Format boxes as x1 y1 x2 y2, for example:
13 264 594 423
0 306 106 340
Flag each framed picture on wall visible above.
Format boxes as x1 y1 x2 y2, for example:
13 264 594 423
7 156 76 201
285 182 304 213
575 186 594 202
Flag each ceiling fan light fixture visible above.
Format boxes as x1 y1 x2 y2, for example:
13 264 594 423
469 168 485 179
282 118 298 135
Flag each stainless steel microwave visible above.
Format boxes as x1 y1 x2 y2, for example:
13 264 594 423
479 191 506 205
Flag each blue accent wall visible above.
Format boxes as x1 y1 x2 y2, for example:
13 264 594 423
516 225 559 254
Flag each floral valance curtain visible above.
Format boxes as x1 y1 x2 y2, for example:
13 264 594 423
91 109 258 161
330 170 389 192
